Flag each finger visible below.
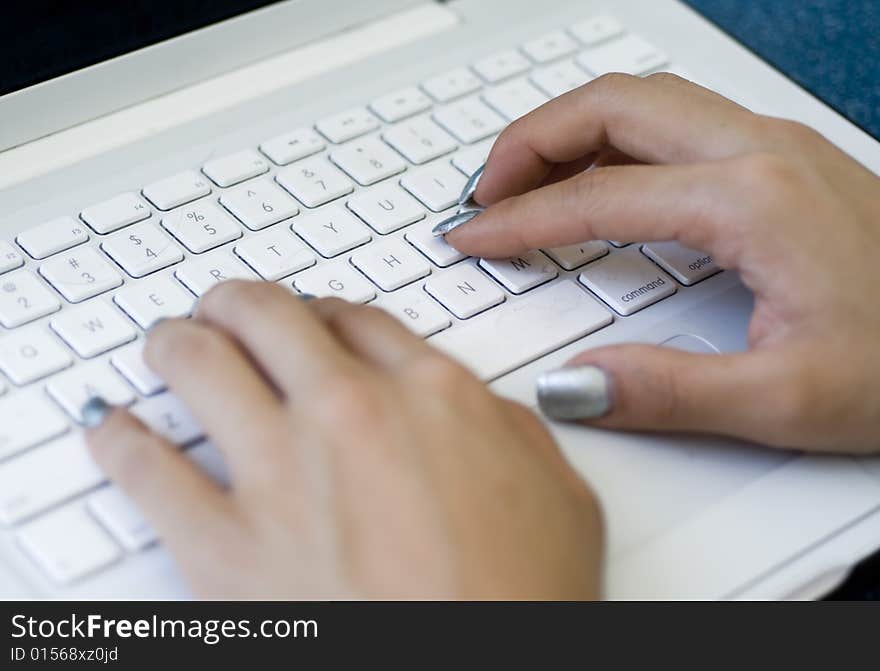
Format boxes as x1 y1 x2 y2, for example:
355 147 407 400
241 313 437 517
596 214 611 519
476 72 757 205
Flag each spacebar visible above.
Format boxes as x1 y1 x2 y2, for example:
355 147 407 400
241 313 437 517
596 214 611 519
429 280 613 381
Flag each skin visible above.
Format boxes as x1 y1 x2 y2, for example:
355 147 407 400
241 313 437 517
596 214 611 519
86 73 880 599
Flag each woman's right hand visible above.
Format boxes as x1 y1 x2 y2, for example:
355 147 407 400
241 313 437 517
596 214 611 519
444 73 880 454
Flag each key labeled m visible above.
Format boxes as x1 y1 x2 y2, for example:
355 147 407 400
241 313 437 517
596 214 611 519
510 257 532 271
82 318 105 332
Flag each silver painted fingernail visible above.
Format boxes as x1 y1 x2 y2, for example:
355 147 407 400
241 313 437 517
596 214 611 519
81 396 113 429
536 366 613 420
299 293 317 301
458 163 485 208
431 209 481 237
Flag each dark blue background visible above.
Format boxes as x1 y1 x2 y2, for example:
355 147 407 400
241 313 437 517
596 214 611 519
684 0 880 138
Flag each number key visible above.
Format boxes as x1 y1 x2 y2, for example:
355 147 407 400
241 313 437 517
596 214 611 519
220 178 300 230
101 222 184 278
276 157 354 208
0 270 61 328
161 200 242 253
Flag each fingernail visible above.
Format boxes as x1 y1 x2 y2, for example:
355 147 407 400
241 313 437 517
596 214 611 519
81 396 113 429
299 293 317 301
458 163 485 208
431 209 480 237
536 366 613 420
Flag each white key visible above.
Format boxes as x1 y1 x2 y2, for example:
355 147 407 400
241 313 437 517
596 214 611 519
293 261 376 304
576 34 668 76
0 328 72 385
80 193 151 234
88 486 156 552
315 106 380 143
234 228 316 281
404 215 467 267
424 264 505 319
174 250 257 297
101 221 184 278
431 280 612 380
0 240 25 274
276 158 354 208
608 240 630 248
110 341 166 396
50 301 137 358
569 15 625 46
330 136 408 186
132 392 203 445
578 248 676 315
113 274 195 329
292 204 371 258
401 163 467 212
46 361 136 423
0 433 104 525
17 504 121 583
433 97 507 144
142 170 212 211
452 140 495 177
370 86 433 123
220 178 300 231
479 251 558 294
382 116 458 164
521 31 579 63
17 216 89 259
0 389 69 460
544 241 608 270
472 49 531 83
530 59 592 98
0 270 61 328
259 127 326 165
377 285 451 337
161 199 242 253
351 239 431 291
641 242 721 285
347 184 425 235
202 149 269 187
483 77 549 121
421 67 482 102
39 248 123 303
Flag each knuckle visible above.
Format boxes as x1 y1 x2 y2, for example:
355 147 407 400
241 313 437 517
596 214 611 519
409 353 477 393
313 371 384 430
590 71 638 95
200 279 279 315
761 116 823 145
145 321 230 372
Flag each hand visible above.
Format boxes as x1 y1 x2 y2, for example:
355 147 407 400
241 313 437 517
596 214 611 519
444 73 880 454
85 283 603 599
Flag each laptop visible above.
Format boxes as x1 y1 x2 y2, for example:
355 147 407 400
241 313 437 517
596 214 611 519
1 0 878 600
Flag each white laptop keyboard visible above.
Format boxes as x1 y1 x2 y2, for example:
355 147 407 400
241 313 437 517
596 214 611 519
0 15 722 589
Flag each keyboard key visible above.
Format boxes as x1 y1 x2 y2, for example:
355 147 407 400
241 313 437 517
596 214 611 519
46 361 136 423
421 67 482 102
276 158 354 208
370 86 433 123
0 270 61 328
234 228 316 281
433 97 507 144
0 241 25 274
292 261 377 304
521 31 579 64
544 241 608 270
382 116 458 165
347 184 425 234
315 106 380 143
578 248 676 315
17 216 89 259
569 15 625 46
424 264 505 319
351 239 431 291
80 193 151 234
131 392 203 445
377 285 451 337
39 247 123 303
110 341 166 396
220 178 300 231
173 250 257 297
113 275 195 329
483 77 549 121
530 59 592 98
202 149 269 187
101 221 184 278
401 163 467 212
472 49 531 84
0 389 69 460
330 136 408 186
479 251 558 294
430 280 612 380
87 486 157 552
259 127 326 166
576 34 668 76
641 242 721 285
50 301 137 358
452 140 495 177
0 328 72 385
17 504 121 583
142 170 212 211
292 203 371 258
404 215 467 267
161 199 242 253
